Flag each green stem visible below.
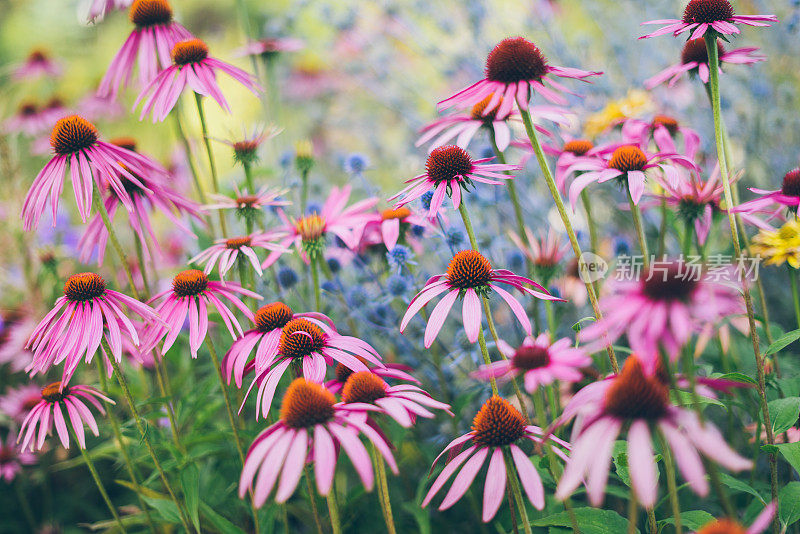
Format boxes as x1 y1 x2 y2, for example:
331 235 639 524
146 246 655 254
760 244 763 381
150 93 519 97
206 336 261 533
92 186 140 301
303 464 324 534
301 169 310 214
790 266 800 330
488 129 527 247
73 429 128 533
311 255 321 312
657 198 668 258
13 479 36 531
503 449 533 534
581 189 600 255
372 443 397 534
705 34 778 532
134 238 151 297
627 490 638 534
326 482 342 534
95 358 156 532
152 355 185 455
102 339 194 533
172 109 209 206
482 296 528 415
646 508 657 534
517 106 618 373
626 186 650 270
194 93 228 236
681 219 693 258
659 432 682 534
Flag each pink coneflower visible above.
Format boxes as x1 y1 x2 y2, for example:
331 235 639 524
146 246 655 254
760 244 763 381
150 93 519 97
234 37 304 58
508 226 569 283
694 503 776 534
438 36 601 114
143 269 261 356
579 261 744 363
135 38 261 122
423 396 569 522
223 302 333 388
77 91 125 121
0 430 36 481
537 138 606 194
0 309 37 373
26 273 160 385
98 0 192 97
339 371 451 428
189 233 288 280
4 102 49 136
400 249 561 348
243 317 385 419
732 168 800 225
362 206 431 251
555 356 751 507
640 0 777 40
261 186 378 268
79 138 203 265
472 334 591 392
204 185 290 214
87 0 133 22
645 38 766 88
389 145 519 218
623 115 701 162
18 382 113 452
326 362 420 394
214 125 282 167
21 115 166 230
239 378 397 505
566 143 697 208
650 166 732 245
12 49 62 81
0 384 43 424
417 96 517 152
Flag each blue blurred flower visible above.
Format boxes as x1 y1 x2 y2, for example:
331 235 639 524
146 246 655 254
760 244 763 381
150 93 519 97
346 286 369 308
387 245 415 271
420 191 434 211
343 153 369 175
277 266 298 288
386 274 409 297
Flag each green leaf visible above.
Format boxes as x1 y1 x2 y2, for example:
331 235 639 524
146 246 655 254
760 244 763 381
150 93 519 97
780 482 800 526
715 372 757 385
401 502 431 534
669 390 726 410
768 397 800 435
659 510 715 530
142 496 181 523
717 473 765 505
530 507 636 534
775 442 800 476
765 329 800 355
200 501 246 534
612 442 632 488
572 317 596 332
181 464 200 532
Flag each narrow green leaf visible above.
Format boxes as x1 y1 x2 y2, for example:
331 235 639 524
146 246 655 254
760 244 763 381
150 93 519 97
717 473 765 505
715 372 757 385
142 496 181 523
765 329 800 355
181 464 200 532
199 501 246 534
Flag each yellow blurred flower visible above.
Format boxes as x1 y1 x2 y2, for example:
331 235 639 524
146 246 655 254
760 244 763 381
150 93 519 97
752 219 800 268
584 89 654 138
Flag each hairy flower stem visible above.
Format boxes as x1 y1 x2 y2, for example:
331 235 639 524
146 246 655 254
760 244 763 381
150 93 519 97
647 508 657 534
518 106 618 373
101 339 194 533
627 491 638 534
205 336 261 533
194 93 228 236
488 129 527 249
626 187 650 270
705 34 779 532
303 465 324 534
503 450 533 534
326 482 343 534
659 432 682 534
92 186 141 301
95 358 156 532
371 443 397 534
457 200 499 395
311 254 322 312
71 427 128 533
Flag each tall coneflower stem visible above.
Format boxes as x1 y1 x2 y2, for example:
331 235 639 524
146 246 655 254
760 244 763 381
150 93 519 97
517 106 619 373
71 427 127 534
659 432 682 534
205 337 262 534
303 465 324 534
626 187 650 270
171 109 209 205
194 93 228 236
95 358 157 532
312 255 322 312
326 485 343 534
371 443 397 534
457 200 499 396
658 198 668 257
488 130 526 248
102 339 195 533
92 186 141 301
502 450 533 534
704 34 779 532
789 266 800 330
301 169 310 214
682 220 694 257
627 491 638 534
152 355 185 455
581 189 600 255
646 508 657 534
134 239 152 297
482 298 529 416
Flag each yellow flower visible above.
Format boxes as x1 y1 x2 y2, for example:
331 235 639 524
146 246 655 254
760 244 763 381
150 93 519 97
584 90 654 138
752 219 800 269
